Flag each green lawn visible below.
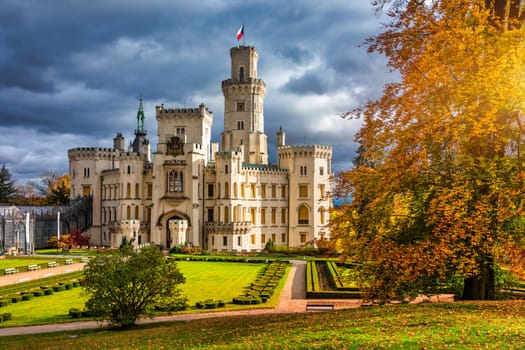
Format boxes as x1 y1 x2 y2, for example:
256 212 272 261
1 301 524 349
0 258 58 270
0 261 271 327
176 261 264 303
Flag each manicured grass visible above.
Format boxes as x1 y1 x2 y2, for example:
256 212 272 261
1 301 524 349
0 261 273 327
0 258 58 270
0 288 87 327
35 249 99 256
176 261 265 304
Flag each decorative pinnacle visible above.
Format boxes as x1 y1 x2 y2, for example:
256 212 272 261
137 98 145 132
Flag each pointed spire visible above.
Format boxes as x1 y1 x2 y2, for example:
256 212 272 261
137 98 145 132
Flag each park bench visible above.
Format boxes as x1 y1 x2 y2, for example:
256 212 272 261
65 259 74 265
4 268 18 275
28 264 41 271
306 303 334 312
81 257 89 263
48 262 59 268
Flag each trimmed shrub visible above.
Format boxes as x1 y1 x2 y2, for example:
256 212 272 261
44 288 54 295
32 290 44 297
72 281 80 287
0 299 12 307
8 295 22 303
64 283 73 290
2 312 12 321
22 294 33 301
81 309 98 318
69 308 82 318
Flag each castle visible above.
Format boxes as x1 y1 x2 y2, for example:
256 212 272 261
68 45 333 252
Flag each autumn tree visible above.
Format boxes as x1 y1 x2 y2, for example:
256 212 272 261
333 0 525 301
0 164 17 203
69 229 91 247
31 172 70 205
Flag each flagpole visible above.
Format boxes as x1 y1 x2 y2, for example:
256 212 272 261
242 21 245 46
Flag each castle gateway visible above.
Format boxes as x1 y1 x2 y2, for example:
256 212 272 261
68 46 332 252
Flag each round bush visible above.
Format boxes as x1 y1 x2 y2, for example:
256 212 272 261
32 290 44 297
2 313 12 321
64 283 73 290
69 308 82 318
72 281 80 287
0 299 11 307
9 295 22 303
22 294 33 301
44 288 54 295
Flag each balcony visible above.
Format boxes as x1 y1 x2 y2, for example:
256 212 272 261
205 221 252 235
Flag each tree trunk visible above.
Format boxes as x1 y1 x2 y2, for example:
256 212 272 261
462 256 495 300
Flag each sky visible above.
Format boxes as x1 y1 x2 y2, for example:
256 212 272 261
0 0 394 185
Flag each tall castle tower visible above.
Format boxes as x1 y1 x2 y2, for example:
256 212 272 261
221 46 268 165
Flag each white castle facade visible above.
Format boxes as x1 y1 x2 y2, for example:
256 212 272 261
68 46 332 252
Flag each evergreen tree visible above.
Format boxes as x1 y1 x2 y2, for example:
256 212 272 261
0 164 17 203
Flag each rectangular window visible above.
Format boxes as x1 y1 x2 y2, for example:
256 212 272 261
251 184 256 198
281 185 286 198
261 208 266 225
237 102 245 111
207 184 214 198
271 184 276 198
241 184 245 198
237 236 241 246
300 233 307 243
82 185 91 197
271 208 276 225
281 233 286 243
251 234 255 244
223 236 227 246
207 208 214 222
281 208 287 224
261 234 266 244
261 184 266 198
271 233 276 242
250 208 256 224
319 184 325 198
299 185 308 198
176 127 185 135
147 184 153 198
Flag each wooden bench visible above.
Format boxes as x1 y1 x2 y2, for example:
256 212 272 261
48 262 59 268
65 259 74 265
28 264 41 271
81 257 89 263
306 303 334 312
5 268 18 275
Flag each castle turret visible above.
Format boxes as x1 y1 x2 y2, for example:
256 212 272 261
221 46 268 165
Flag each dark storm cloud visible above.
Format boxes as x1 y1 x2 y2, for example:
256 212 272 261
0 0 392 184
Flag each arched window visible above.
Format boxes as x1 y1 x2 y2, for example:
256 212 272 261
168 170 184 193
239 66 245 81
320 207 325 225
224 206 229 223
298 205 309 225
127 183 131 198
126 205 131 220
233 182 238 198
225 164 229 174
224 182 229 198
127 165 131 175
135 183 139 198
135 206 139 220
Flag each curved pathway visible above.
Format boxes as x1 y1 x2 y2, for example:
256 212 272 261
0 260 362 337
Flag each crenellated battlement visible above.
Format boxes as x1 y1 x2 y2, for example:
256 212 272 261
155 103 212 120
68 147 119 160
277 144 332 159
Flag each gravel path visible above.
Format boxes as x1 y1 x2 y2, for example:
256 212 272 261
0 260 362 337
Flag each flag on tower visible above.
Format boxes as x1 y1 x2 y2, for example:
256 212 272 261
236 24 244 41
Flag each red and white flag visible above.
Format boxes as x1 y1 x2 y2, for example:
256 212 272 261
236 24 244 41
